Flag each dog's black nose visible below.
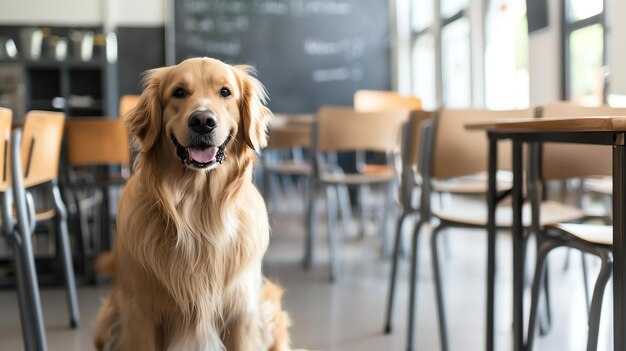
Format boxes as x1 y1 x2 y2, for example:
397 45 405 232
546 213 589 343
188 111 218 134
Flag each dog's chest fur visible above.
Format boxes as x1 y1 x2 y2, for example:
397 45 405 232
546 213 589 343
117 168 269 333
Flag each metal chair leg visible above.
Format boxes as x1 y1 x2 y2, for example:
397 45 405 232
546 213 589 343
406 217 426 351
1 192 36 351
383 211 411 334
11 130 47 350
562 248 572 271
430 224 449 351
51 182 80 328
527 239 559 351
326 185 340 283
337 185 355 237
358 185 368 238
581 252 591 316
539 259 553 336
304 177 318 269
586 251 612 351
381 181 394 258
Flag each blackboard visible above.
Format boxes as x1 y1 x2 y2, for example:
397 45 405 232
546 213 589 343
170 0 391 113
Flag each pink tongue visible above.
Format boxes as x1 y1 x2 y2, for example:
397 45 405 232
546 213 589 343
189 147 218 163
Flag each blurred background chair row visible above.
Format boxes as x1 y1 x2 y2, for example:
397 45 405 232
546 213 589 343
0 95 139 350
260 91 626 351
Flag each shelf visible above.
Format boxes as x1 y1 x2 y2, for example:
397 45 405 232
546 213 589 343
0 58 106 67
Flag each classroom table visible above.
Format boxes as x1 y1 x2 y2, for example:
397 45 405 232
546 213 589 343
467 116 626 351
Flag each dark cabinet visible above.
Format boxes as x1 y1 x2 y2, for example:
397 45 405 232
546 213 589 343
19 58 118 118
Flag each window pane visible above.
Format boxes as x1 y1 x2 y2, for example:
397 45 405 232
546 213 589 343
412 0 434 31
442 17 471 108
567 0 603 22
485 0 529 109
412 33 436 110
569 24 604 106
441 0 468 19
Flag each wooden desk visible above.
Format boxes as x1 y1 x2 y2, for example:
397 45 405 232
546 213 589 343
467 116 626 351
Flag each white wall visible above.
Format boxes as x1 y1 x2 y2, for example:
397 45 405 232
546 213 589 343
0 0 102 25
0 0 165 27
113 0 165 26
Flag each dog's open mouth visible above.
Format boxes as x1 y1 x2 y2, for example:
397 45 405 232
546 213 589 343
171 134 231 169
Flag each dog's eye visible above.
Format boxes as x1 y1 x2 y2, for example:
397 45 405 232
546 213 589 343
172 87 188 99
219 87 231 98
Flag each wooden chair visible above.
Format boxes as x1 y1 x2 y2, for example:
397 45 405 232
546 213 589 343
308 106 410 282
354 90 422 112
119 94 140 117
263 114 314 213
526 103 626 351
19 111 80 330
353 90 423 237
0 108 48 350
383 111 433 334
65 117 131 280
64 118 131 281
416 108 591 351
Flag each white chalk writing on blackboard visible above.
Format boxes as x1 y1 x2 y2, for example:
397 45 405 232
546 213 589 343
187 36 242 56
256 1 290 15
312 64 363 82
217 16 250 33
303 38 365 60
184 0 248 14
291 0 352 16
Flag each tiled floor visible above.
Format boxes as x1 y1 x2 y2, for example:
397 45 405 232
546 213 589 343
0 197 614 350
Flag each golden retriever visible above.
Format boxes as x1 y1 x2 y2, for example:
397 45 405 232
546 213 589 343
94 57 294 351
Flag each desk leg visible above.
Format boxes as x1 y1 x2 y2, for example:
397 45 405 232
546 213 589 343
613 145 626 351
511 141 524 351
486 135 497 351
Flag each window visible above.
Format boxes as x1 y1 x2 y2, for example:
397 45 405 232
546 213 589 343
484 0 529 109
409 0 471 108
410 0 437 110
412 33 437 109
563 0 606 106
441 17 471 107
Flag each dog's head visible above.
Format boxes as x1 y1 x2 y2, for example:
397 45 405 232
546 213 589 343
127 57 272 171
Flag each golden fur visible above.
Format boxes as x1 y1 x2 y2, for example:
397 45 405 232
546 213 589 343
93 58 294 351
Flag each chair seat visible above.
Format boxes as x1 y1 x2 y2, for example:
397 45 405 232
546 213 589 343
549 223 612 245
265 161 311 176
320 170 396 185
584 177 612 195
362 164 394 175
35 209 56 222
432 200 586 228
431 171 513 194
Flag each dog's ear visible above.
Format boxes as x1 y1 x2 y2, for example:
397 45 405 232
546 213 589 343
235 65 272 152
126 68 163 152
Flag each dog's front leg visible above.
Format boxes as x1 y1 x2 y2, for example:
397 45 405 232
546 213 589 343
120 300 162 351
223 305 264 351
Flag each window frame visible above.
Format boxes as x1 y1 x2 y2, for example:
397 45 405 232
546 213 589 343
561 0 608 102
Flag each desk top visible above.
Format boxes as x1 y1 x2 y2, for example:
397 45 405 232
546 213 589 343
466 116 626 132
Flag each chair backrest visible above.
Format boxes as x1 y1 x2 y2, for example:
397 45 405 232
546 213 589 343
119 95 140 117
0 108 12 192
540 101 626 180
315 106 410 153
404 110 434 171
267 114 314 150
354 90 422 112
21 111 65 187
432 108 534 179
66 118 131 166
